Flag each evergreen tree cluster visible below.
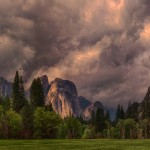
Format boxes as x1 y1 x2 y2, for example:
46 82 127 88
12 71 27 113
30 77 45 108
0 71 85 139
126 101 139 122
0 71 150 139
88 108 111 138
115 104 125 122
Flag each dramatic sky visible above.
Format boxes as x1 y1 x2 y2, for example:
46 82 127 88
0 0 150 107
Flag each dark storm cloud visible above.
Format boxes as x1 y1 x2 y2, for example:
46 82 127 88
0 0 85 76
0 0 150 107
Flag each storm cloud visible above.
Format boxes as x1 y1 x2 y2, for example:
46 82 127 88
0 0 150 107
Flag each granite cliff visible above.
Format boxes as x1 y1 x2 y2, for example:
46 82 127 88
46 78 81 118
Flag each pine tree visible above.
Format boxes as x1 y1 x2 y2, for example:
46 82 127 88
106 110 111 122
19 76 27 107
95 108 105 133
126 102 139 122
12 71 27 113
3 96 11 111
0 82 2 98
12 71 20 112
30 77 45 108
21 104 33 138
91 110 95 125
126 101 132 119
115 104 121 122
120 106 125 119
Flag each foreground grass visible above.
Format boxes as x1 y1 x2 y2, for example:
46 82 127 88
0 139 149 150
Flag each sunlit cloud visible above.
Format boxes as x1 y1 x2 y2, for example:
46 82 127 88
0 0 150 107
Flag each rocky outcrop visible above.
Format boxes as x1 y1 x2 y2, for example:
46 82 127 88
78 96 91 112
0 77 12 97
46 78 105 119
46 78 81 118
83 101 103 119
0 76 106 120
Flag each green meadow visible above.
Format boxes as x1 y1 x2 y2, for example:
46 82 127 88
0 139 149 150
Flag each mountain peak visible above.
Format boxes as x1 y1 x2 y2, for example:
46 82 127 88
46 78 81 118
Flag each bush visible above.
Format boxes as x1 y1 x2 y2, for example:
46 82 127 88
33 107 62 138
5 109 22 138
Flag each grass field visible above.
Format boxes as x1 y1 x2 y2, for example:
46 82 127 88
0 139 149 150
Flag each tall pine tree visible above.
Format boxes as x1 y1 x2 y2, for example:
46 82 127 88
30 77 45 108
115 104 121 122
12 71 20 112
120 106 125 119
19 76 27 107
12 71 27 113
95 108 105 133
91 110 95 125
106 110 111 123
126 101 132 118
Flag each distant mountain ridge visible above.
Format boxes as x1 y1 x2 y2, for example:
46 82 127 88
40 76 150 120
0 77 12 97
46 77 105 119
1 74 150 121
0 75 119 120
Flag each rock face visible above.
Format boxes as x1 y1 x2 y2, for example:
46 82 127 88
0 77 12 97
0 76 105 120
78 96 91 112
83 101 103 119
46 78 105 119
46 78 81 118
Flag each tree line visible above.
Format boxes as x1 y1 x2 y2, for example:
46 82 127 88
83 102 150 139
0 71 83 139
0 71 150 139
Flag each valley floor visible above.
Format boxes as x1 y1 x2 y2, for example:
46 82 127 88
0 139 150 150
